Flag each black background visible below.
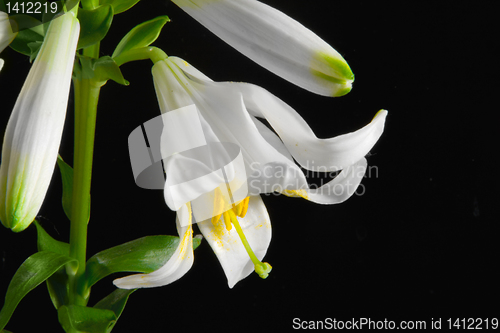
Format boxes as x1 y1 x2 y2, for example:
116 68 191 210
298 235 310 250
1 1 499 331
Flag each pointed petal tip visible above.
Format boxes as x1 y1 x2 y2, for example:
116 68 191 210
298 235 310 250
374 109 388 120
333 82 353 97
113 276 142 290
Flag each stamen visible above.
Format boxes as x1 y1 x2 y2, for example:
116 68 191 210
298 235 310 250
228 209 272 279
211 213 222 225
222 211 232 231
211 187 225 225
238 197 249 218
234 201 243 217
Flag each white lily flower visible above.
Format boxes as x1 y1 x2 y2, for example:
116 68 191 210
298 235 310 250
171 0 354 97
0 12 79 232
114 56 386 288
1 11 17 53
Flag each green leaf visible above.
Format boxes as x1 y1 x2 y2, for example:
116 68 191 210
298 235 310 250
112 16 169 59
100 0 141 15
74 56 129 86
57 155 92 222
0 251 76 331
58 305 116 333
94 289 136 324
34 221 71 309
57 155 80 221
77 5 114 50
9 15 44 56
27 41 43 62
85 235 201 288
35 220 69 256
93 56 129 86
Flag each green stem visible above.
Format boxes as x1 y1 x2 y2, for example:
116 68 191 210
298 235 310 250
68 74 101 306
114 46 168 66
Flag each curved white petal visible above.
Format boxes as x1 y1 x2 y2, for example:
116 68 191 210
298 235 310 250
0 58 4 71
1 12 17 54
0 12 79 232
300 158 368 204
170 0 353 96
250 114 293 162
113 204 194 289
197 195 271 288
225 82 387 171
156 58 385 199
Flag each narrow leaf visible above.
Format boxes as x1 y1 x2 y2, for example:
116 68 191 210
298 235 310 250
0 251 76 331
35 220 69 256
57 155 91 222
101 0 141 15
34 221 70 309
112 16 169 59
85 235 201 288
93 56 129 86
77 5 114 50
94 289 136 322
8 15 44 56
27 41 42 62
57 155 74 220
58 305 116 333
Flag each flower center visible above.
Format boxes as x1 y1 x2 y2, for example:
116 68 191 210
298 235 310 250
211 192 272 279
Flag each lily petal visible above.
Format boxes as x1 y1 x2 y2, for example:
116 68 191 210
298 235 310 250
113 204 194 289
0 12 79 232
297 157 368 204
169 58 386 173
197 195 271 288
156 58 386 199
228 82 387 172
171 0 353 96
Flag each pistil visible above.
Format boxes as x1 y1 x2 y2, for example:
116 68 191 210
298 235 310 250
228 209 272 279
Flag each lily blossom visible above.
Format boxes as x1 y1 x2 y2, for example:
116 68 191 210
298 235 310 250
0 12 79 232
170 0 354 97
114 56 387 288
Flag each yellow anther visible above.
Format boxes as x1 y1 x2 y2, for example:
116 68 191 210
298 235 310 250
212 187 226 225
238 196 250 218
222 210 232 231
233 202 242 216
211 213 222 225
